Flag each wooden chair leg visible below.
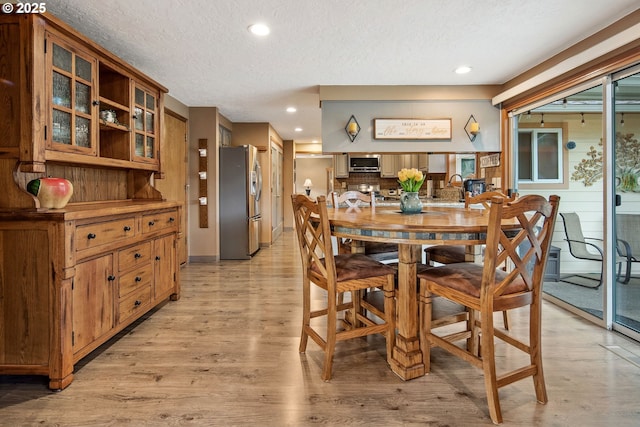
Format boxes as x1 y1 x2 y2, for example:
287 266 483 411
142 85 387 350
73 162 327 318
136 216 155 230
322 291 338 381
419 279 434 373
480 310 502 425
383 276 396 364
299 277 311 353
530 301 548 404
502 310 510 331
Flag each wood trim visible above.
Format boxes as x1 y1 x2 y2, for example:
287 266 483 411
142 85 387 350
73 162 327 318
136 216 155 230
502 42 640 112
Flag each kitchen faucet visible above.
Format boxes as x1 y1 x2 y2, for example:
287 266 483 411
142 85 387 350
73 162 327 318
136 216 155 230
448 174 463 185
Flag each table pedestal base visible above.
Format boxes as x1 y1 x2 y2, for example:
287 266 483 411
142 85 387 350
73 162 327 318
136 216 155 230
390 334 425 380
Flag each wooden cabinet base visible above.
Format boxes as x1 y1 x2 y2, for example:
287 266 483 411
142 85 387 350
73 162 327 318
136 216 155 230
0 201 180 390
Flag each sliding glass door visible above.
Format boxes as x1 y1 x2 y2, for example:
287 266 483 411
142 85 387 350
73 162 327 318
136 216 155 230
511 83 611 322
612 68 640 337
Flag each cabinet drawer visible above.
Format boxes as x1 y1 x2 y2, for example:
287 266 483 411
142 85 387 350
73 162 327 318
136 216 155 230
118 242 151 272
119 263 153 297
76 218 136 251
142 210 178 234
119 285 151 324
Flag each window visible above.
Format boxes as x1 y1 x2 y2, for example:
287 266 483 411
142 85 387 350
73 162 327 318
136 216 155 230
517 128 562 183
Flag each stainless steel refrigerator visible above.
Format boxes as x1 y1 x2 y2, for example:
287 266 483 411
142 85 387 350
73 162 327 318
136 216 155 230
220 145 262 259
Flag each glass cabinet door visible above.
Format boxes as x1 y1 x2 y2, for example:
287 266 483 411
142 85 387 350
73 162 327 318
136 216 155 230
133 84 157 162
48 34 97 155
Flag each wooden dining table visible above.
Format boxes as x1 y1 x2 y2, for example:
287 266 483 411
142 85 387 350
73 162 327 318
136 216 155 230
326 203 519 380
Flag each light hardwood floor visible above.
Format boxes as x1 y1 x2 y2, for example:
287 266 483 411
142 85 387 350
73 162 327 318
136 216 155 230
2 230 640 426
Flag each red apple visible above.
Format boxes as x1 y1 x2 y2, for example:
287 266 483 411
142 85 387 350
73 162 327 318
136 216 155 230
27 177 74 209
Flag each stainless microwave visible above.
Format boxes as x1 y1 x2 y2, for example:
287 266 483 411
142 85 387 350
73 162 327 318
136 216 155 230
348 155 380 172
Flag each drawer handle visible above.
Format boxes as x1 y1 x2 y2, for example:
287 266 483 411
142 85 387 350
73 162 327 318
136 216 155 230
148 221 155 226
134 300 142 306
169 217 175 222
87 233 96 239
134 253 142 259
124 226 131 232
155 256 161 261
107 275 116 281
135 276 142 282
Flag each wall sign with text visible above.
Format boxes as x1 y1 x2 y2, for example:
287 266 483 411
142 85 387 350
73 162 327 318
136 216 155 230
373 118 452 140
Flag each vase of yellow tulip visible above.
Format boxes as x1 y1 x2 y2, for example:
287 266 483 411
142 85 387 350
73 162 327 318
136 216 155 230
398 168 425 214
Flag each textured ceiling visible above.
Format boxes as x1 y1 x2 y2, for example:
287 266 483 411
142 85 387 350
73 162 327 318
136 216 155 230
46 0 639 144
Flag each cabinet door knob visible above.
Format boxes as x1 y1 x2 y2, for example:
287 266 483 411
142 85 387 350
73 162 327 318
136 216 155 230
135 276 142 282
124 226 131 232
134 253 142 259
87 233 96 239
155 256 161 261
92 100 100 106
107 275 116 281
169 217 175 222
148 221 155 226
134 300 142 306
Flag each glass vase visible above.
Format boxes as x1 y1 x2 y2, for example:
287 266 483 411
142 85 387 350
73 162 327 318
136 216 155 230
400 192 422 214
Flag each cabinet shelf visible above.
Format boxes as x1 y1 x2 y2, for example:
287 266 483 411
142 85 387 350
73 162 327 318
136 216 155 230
99 96 130 113
99 120 130 132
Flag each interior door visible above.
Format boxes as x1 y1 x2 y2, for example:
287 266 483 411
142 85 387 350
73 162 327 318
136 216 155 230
155 110 188 265
271 144 283 241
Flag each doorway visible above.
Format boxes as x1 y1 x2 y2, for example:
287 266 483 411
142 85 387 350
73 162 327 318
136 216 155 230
155 110 188 265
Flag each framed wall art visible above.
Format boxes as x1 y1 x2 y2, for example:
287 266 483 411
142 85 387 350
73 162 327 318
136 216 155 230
373 118 451 140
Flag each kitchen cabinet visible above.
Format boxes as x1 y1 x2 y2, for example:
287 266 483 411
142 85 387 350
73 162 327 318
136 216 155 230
0 203 180 390
380 155 397 177
334 154 349 178
47 32 98 156
0 14 167 211
417 154 428 171
382 154 427 176
397 154 419 170
132 83 160 163
428 154 447 173
0 13 179 390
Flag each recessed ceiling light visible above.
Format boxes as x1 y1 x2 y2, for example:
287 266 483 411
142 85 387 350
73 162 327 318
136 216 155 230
455 66 472 74
294 127 303 132
248 23 270 36
286 107 297 113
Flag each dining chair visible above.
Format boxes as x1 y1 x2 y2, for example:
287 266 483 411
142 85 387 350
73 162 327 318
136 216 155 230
291 194 396 381
424 191 518 330
616 213 640 284
332 191 399 262
560 211 625 288
417 194 560 424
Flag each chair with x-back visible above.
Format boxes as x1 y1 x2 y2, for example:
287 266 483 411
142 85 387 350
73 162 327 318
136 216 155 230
332 191 399 262
291 194 396 381
424 191 518 330
417 194 560 424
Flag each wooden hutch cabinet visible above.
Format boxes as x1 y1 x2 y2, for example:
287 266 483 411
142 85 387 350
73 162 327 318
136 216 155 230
0 13 181 390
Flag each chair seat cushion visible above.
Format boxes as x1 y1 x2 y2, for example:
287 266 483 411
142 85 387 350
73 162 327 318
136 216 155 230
313 254 396 282
425 245 465 264
417 262 528 298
